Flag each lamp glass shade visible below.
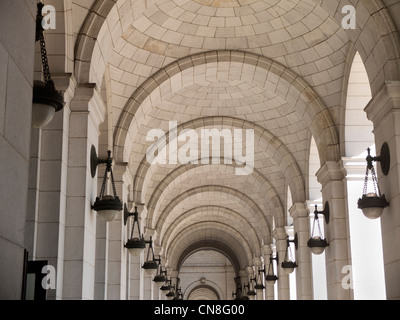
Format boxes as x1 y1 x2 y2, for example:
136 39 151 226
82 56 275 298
160 285 171 294
97 209 120 222
32 103 56 128
142 261 158 276
93 195 123 222
358 193 388 220
362 207 384 220
125 238 146 256
32 80 64 128
308 236 328 255
128 247 145 256
166 292 175 300
247 290 256 300
153 275 166 287
281 261 297 274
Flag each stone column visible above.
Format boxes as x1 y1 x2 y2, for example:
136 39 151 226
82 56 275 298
106 163 129 300
0 0 36 300
316 161 352 300
26 74 75 300
365 81 400 300
289 203 313 300
62 84 106 300
143 229 157 300
262 245 275 300
253 257 264 300
127 203 146 300
273 227 290 300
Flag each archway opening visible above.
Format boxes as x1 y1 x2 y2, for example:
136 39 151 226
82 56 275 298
343 52 386 300
179 250 236 300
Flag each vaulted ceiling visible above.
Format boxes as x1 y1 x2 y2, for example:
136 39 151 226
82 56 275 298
65 0 400 272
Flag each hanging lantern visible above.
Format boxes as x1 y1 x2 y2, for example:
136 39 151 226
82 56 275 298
142 236 159 276
160 278 172 295
307 203 329 255
281 233 298 274
124 205 146 256
254 267 265 292
358 144 390 219
32 3 64 128
91 146 123 222
265 254 279 285
152 256 167 288
247 277 256 300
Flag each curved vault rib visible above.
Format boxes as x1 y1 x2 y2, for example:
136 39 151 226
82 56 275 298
160 205 262 256
167 225 252 272
114 51 339 168
132 116 305 205
150 184 271 243
145 161 285 230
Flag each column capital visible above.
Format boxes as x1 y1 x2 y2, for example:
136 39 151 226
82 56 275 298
52 72 77 104
365 81 400 126
261 244 272 256
246 266 254 276
316 161 345 186
253 257 262 267
340 157 367 181
272 227 287 241
289 202 309 219
70 83 106 127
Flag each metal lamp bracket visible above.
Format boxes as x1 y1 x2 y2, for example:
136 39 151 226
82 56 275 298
124 204 139 226
287 233 298 250
90 145 113 178
367 142 390 176
314 202 330 224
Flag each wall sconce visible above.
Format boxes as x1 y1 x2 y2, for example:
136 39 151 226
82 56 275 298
254 267 265 293
232 276 242 300
307 202 329 255
240 284 250 300
90 146 123 222
170 278 183 300
152 256 167 287
175 287 184 300
281 233 298 274
160 278 172 295
166 286 176 300
142 236 159 276
32 2 64 128
358 144 390 219
264 254 279 285
247 277 256 300
124 205 146 256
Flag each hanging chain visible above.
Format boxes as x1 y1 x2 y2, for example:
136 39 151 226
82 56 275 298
362 165 370 195
98 150 119 199
98 166 108 199
109 166 118 198
363 148 381 196
370 166 380 195
316 215 323 238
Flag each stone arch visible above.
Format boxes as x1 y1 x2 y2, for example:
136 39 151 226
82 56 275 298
160 206 262 257
145 162 284 231
40 0 74 74
175 240 243 275
151 185 271 244
167 226 252 272
114 51 340 168
185 281 223 300
133 116 306 205
309 0 400 95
